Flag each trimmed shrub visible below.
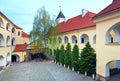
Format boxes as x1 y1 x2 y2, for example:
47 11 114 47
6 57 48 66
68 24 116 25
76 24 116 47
72 44 79 71
79 42 96 75
65 43 72 69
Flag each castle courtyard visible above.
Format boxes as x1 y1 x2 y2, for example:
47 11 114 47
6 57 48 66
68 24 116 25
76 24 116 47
0 61 94 81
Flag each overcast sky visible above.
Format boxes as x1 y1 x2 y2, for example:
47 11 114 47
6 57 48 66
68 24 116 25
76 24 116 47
0 0 112 33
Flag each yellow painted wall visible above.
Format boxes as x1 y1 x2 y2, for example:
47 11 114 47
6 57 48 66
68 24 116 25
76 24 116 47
22 36 29 44
94 11 120 77
58 26 96 51
0 13 29 66
14 51 26 62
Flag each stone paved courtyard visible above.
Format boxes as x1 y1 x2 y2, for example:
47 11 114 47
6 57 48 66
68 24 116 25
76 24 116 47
0 61 95 81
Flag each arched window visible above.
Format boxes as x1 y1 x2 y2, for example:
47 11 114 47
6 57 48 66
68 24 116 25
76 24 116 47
6 36 11 46
11 37 15 46
12 28 15 33
71 35 77 43
105 22 120 44
93 35 96 44
80 34 89 43
64 36 69 44
0 55 4 66
58 37 62 44
0 33 4 46
6 23 10 30
0 18 4 27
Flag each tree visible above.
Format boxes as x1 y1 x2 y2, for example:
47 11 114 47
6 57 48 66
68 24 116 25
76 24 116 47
65 43 72 69
79 42 96 75
56 48 60 64
60 45 65 66
72 44 79 71
30 6 55 51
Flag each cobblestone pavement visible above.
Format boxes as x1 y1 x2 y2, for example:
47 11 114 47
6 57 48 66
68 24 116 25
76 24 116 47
0 61 95 81
110 73 120 81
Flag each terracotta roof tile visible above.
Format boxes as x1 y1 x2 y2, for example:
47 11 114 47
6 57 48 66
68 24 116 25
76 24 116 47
14 44 28 52
22 31 29 37
94 0 120 18
59 12 96 33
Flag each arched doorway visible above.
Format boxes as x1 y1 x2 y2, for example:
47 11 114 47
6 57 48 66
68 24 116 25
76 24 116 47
6 36 11 46
0 55 4 67
6 53 11 64
0 33 4 46
64 36 69 44
11 37 15 46
93 35 96 44
58 37 62 44
106 60 120 80
12 55 20 62
71 35 77 43
105 22 120 44
80 34 89 43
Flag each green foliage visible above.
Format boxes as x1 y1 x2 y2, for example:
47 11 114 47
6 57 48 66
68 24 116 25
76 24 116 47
65 43 72 69
46 26 59 50
50 49 52 56
60 45 65 66
30 6 56 51
56 48 60 64
45 48 53 59
72 44 79 71
79 42 96 74
54 49 57 63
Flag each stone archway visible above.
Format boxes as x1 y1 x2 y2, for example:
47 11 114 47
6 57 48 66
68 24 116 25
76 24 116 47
6 53 11 65
80 34 89 43
12 55 20 62
58 37 62 44
71 35 77 43
0 33 4 46
0 55 4 67
93 35 96 44
105 22 120 44
64 36 69 44
105 60 120 81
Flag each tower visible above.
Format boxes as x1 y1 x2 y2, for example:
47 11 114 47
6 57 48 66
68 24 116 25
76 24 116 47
56 7 65 24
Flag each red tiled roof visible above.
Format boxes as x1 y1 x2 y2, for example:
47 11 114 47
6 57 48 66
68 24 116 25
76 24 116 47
59 12 96 33
94 0 120 18
15 25 22 29
22 31 29 37
14 44 28 52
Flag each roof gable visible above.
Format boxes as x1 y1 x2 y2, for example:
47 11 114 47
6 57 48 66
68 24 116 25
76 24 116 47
94 0 120 18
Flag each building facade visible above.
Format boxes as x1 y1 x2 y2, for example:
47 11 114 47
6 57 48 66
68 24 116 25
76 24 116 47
0 12 29 68
56 0 120 81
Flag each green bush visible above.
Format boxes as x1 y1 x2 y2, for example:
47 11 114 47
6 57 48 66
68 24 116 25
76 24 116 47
65 43 72 69
60 45 65 66
79 42 96 75
72 44 79 71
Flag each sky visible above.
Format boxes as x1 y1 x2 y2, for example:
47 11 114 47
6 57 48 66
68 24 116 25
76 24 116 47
0 0 113 34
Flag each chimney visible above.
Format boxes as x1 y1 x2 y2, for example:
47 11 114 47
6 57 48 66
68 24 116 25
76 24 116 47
82 9 88 17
